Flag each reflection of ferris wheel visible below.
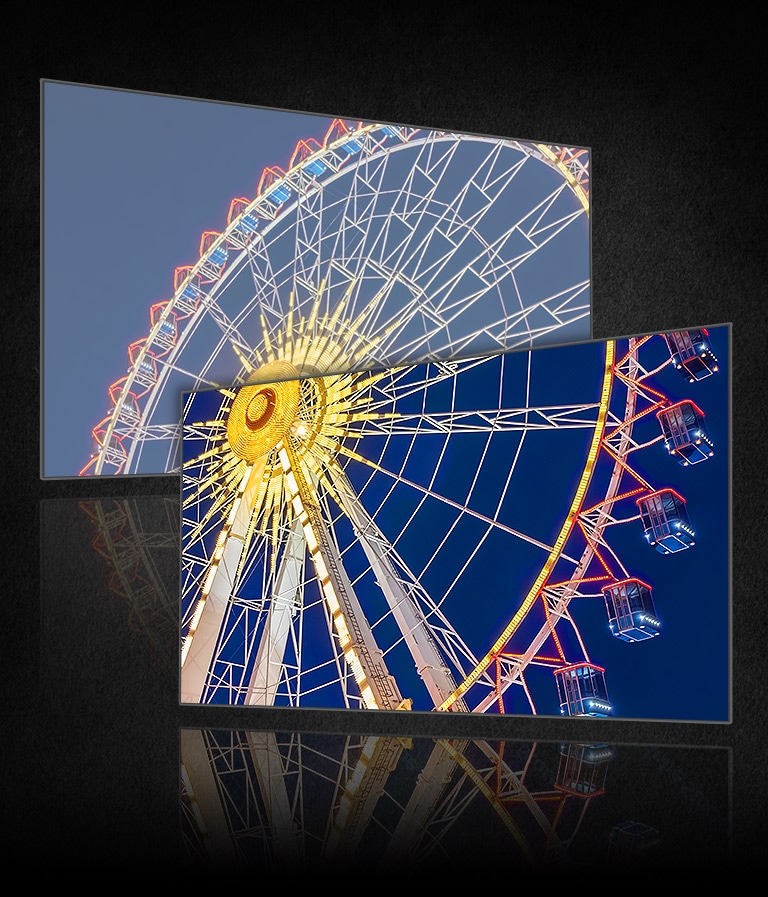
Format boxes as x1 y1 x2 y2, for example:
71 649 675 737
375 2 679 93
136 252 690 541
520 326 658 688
80 118 591 477
180 730 614 871
180 327 720 714
79 496 179 658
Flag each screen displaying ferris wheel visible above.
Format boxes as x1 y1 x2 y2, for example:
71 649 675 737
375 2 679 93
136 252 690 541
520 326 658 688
179 324 730 722
41 80 591 480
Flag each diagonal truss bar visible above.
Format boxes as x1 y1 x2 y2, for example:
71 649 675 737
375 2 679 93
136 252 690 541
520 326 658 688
181 458 266 703
245 515 306 706
278 441 403 710
327 463 469 710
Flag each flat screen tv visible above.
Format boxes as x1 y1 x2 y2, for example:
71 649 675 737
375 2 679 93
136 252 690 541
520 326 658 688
180 325 729 722
41 80 591 479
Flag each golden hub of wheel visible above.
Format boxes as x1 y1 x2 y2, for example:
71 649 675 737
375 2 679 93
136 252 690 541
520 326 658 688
227 361 301 461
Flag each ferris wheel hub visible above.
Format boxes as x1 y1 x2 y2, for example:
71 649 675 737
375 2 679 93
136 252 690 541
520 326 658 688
227 360 300 461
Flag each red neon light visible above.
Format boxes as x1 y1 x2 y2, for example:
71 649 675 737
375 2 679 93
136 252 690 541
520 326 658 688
289 138 323 168
615 335 653 369
199 231 223 257
226 198 252 227
128 340 146 365
323 118 352 146
613 367 669 401
174 265 195 291
108 377 139 406
577 519 614 576
607 399 666 438
542 596 566 662
554 662 606 675
256 166 287 196
92 416 117 439
582 485 646 517
603 577 653 592
656 399 705 419
636 487 686 506
601 442 653 491
78 457 98 477
150 301 177 327
547 574 612 589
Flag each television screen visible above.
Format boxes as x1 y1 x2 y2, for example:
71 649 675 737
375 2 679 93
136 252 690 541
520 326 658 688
180 325 729 722
41 80 591 479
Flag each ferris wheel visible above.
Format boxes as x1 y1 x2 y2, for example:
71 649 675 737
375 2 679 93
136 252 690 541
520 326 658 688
179 326 723 715
80 118 590 478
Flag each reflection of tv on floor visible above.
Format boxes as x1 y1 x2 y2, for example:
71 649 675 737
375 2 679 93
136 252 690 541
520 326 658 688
180 325 730 723
180 730 730 872
41 79 591 480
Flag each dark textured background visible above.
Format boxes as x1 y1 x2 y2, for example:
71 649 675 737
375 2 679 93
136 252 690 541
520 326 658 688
2 11 764 875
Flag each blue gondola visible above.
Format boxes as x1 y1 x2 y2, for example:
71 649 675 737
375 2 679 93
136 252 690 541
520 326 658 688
303 159 327 177
267 184 292 204
657 400 714 466
138 356 156 377
554 663 613 717
662 329 719 382
555 743 615 796
119 392 139 418
209 245 228 267
341 138 362 155
235 213 259 235
636 488 695 554
602 579 661 642
159 318 177 337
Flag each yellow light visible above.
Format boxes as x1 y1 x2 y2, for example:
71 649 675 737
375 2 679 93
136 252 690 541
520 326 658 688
322 582 340 613
226 361 300 461
314 554 329 581
305 528 319 553
361 685 377 708
336 614 351 646
202 561 219 596
285 470 298 496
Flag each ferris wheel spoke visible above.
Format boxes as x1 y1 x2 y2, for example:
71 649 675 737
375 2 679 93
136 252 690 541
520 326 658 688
359 403 602 436
276 443 403 710
245 514 306 706
327 463 474 709
341 446 578 560
181 458 268 702
494 282 591 344
290 188 327 292
403 189 580 319
193 284 257 363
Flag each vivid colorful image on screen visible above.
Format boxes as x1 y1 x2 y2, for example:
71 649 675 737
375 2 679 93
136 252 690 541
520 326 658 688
180 326 729 721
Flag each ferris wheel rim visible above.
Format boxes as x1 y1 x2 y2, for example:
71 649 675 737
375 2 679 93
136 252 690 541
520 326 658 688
451 336 657 716
436 339 616 711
